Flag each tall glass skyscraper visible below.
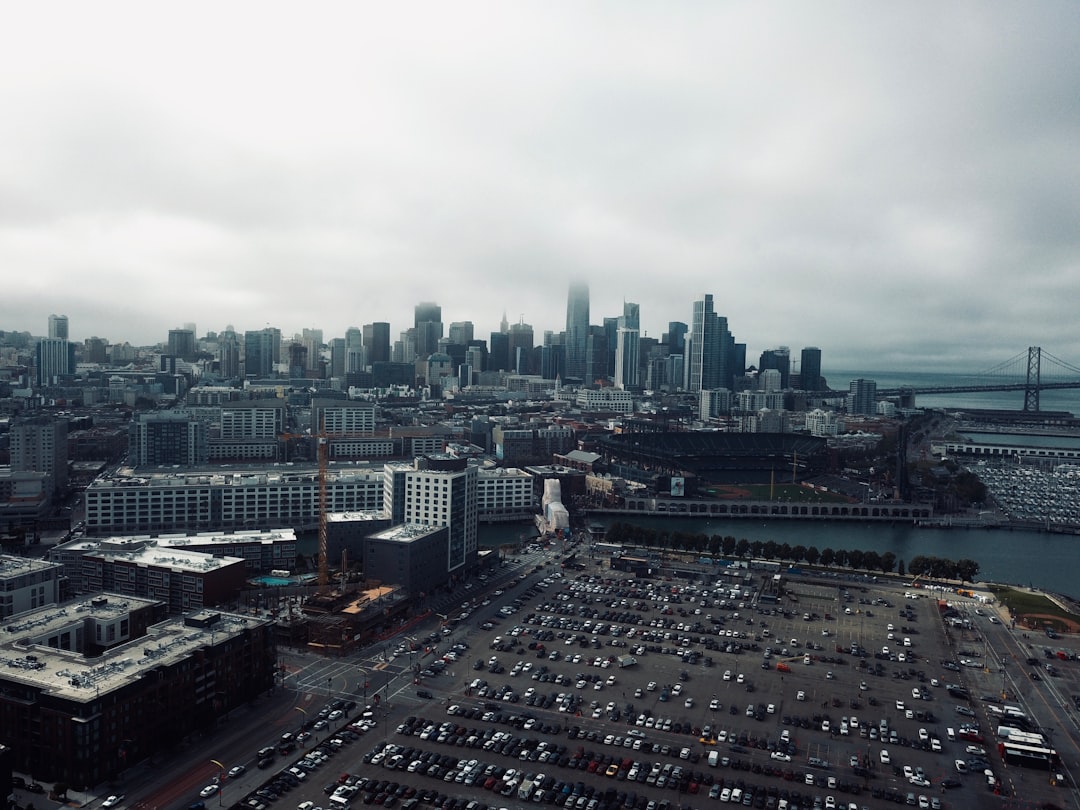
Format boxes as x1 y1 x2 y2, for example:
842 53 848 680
565 282 589 382
800 346 823 390
688 293 735 392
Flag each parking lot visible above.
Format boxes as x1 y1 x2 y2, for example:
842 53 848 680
230 548 1077 810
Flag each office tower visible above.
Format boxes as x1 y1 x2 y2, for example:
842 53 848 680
688 294 733 392
35 338 73 387
585 326 609 384
465 343 487 374
800 346 823 390
129 411 209 467
329 337 347 378
219 331 241 379
414 302 443 359
614 326 640 390
362 323 390 365
565 282 590 382
344 327 364 372
489 331 510 372
10 416 69 494
48 314 69 340
400 455 478 574
508 320 534 374
613 302 641 390
602 316 619 378
84 337 108 364
499 311 509 334
540 333 565 380
448 321 474 345
244 327 281 378
759 347 791 389
167 328 196 361
287 343 308 377
759 369 782 392
300 328 323 373
665 321 687 354
847 378 878 416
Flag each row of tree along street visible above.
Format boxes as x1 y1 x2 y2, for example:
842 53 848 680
602 522 980 583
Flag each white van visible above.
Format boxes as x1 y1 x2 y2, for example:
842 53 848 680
946 727 956 741
707 751 719 767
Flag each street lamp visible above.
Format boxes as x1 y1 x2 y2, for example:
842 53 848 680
210 759 225 807
294 706 308 745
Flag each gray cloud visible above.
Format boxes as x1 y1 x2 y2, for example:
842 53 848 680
1 2 1078 374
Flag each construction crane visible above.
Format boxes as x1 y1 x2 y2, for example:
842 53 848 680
278 429 330 593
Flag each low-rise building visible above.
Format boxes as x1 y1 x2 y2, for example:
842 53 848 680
0 556 63 618
0 596 274 785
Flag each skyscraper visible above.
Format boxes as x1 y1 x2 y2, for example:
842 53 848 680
800 347 823 391
218 330 240 379
507 321 534 374
488 331 510 372
758 347 791 389
35 338 73 387
665 321 687 354
448 321 474 345
168 328 196 361
615 325 640 390
344 327 364 372
847 378 878 415
244 327 281 378
48 314 69 340
363 322 391 365
414 302 443 359
614 302 641 390
564 282 589 383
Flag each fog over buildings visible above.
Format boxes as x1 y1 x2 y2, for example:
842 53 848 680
1 3 1079 371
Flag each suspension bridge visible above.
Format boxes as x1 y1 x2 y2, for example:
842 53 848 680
876 347 1080 411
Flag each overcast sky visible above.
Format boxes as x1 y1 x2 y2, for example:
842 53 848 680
1 2 1078 374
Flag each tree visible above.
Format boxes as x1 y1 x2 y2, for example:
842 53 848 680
956 559 980 583
735 539 750 558
805 546 820 567
897 559 906 577
820 548 835 568
791 545 807 564
862 551 881 572
880 552 897 574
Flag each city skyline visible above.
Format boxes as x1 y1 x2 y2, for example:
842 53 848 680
1 4 1078 371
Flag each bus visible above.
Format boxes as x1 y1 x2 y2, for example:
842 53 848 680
997 727 1046 747
998 740 1059 769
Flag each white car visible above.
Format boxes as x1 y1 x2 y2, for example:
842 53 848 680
199 785 219 799
879 749 891 764
102 797 124 809
228 765 246 778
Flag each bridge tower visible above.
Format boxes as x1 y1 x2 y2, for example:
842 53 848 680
1023 346 1041 412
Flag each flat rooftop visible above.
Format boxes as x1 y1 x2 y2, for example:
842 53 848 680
0 596 270 703
0 556 62 580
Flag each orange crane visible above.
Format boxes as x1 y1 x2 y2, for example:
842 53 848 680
278 429 330 593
